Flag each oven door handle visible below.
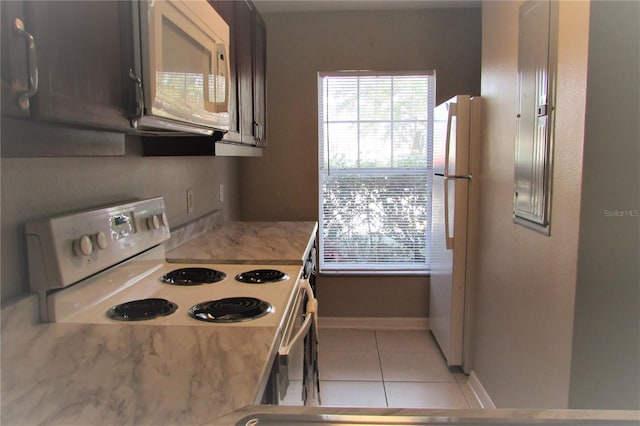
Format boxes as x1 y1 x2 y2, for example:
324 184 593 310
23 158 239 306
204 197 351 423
276 279 319 405
280 302 315 357
303 277 316 301
302 277 319 337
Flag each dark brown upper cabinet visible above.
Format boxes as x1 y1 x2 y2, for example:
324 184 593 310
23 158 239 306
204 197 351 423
1 0 266 157
253 12 267 145
213 0 267 152
1 1 133 156
1 1 135 132
212 0 239 137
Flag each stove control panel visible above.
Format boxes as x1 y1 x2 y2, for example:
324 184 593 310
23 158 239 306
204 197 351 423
110 211 136 240
146 212 168 230
26 197 171 299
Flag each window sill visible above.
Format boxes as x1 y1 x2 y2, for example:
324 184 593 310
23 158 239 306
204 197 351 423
319 270 429 277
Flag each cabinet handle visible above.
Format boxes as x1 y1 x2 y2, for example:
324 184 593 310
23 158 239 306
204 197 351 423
128 69 144 128
14 18 38 111
253 121 261 141
254 122 265 142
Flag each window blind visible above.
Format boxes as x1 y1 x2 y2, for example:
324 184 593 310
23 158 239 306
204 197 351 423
318 71 435 273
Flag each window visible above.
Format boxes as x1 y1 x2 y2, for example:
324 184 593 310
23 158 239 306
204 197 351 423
318 71 435 274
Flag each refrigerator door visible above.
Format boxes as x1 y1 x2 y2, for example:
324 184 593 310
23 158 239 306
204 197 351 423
430 95 475 368
430 175 469 367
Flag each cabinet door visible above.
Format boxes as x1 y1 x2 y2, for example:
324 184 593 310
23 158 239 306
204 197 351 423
7 1 134 131
236 0 257 144
214 0 266 154
253 12 267 144
1 1 32 118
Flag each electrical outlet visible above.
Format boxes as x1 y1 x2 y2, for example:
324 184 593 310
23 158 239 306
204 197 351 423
219 184 224 203
186 189 193 213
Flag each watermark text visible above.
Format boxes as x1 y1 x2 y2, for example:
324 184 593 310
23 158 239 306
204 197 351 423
604 209 639 217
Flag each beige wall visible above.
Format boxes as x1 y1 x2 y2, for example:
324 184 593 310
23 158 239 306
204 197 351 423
1 138 241 302
474 1 589 408
568 1 640 409
241 8 482 317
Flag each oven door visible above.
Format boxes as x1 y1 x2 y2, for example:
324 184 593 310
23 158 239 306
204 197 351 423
276 279 319 405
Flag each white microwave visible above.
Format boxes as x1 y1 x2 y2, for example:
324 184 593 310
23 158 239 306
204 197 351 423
131 0 230 136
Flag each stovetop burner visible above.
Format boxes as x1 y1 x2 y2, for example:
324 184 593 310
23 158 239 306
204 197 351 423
107 298 178 321
235 269 288 284
188 297 274 323
161 267 226 286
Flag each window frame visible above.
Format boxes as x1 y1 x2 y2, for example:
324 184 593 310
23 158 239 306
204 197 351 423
317 70 435 275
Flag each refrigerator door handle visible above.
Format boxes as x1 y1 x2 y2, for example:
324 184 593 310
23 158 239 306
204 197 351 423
444 102 457 177
443 177 454 250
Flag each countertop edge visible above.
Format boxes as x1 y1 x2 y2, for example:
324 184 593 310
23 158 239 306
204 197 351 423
213 406 640 426
166 221 318 265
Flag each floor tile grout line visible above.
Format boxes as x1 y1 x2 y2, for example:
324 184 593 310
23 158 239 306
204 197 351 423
376 328 458 408
317 328 471 409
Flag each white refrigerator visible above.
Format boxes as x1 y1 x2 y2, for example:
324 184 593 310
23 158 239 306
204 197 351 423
430 95 481 373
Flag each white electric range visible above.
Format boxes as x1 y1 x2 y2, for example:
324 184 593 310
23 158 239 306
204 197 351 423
26 197 302 329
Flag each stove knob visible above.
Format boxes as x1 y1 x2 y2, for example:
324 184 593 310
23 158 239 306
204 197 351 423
160 212 169 227
73 235 93 257
94 231 108 250
147 214 160 230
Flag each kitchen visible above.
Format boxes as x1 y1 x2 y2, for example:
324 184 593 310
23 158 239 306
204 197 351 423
1 0 639 425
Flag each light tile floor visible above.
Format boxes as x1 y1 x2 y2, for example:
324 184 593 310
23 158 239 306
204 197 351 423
282 328 480 408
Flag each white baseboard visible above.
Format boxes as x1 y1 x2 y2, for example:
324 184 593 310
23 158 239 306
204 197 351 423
318 316 429 330
467 370 496 409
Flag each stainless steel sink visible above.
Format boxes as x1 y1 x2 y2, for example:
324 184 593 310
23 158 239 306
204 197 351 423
235 413 638 426
236 414 462 425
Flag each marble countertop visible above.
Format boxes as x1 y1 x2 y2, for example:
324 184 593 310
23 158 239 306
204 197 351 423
1 218 319 425
166 221 318 265
1 295 284 425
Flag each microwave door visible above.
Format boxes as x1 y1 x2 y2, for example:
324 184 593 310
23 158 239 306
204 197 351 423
140 0 230 131
153 2 217 117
